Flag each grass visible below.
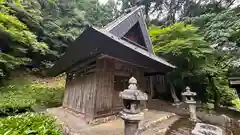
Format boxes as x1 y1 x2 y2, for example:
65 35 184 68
0 74 65 134
0 74 65 116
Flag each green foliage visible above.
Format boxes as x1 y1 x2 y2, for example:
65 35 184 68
229 65 240 77
0 0 117 79
218 84 238 106
0 112 61 134
188 10 240 76
150 22 239 108
186 9 240 107
151 23 211 57
77 0 117 27
0 1 52 77
203 102 215 110
232 98 240 110
150 23 212 86
150 6 240 108
190 10 240 51
0 76 64 116
206 77 238 106
12 0 117 56
122 0 239 25
202 102 215 114
0 13 48 52
0 53 30 77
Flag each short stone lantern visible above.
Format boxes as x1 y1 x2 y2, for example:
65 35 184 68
119 77 148 135
182 86 197 122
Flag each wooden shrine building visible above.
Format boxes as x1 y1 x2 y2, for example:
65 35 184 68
49 6 175 121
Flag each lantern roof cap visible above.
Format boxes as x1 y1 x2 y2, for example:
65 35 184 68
119 77 148 100
119 89 148 100
181 86 196 96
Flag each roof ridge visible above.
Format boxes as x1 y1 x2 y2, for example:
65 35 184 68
104 6 144 32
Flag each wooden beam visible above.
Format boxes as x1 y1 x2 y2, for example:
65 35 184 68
98 54 149 70
144 72 166 76
65 53 100 73
69 58 97 73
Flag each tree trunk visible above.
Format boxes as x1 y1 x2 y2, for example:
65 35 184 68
170 82 180 103
207 74 220 109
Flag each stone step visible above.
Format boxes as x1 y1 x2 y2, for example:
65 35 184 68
139 115 180 135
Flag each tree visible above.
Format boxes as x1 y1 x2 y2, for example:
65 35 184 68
0 0 117 78
0 0 50 77
150 22 212 101
76 0 118 27
150 22 238 107
119 0 240 25
7 0 117 64
188 9 240 107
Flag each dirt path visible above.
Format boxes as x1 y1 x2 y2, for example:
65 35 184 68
47 107 176 135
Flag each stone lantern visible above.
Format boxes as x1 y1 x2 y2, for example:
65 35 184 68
119 77 148 135
182 86 197 122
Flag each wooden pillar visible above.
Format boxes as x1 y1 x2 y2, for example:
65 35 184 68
150 76 154 99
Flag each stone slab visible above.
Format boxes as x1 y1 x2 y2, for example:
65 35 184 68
191 123 223 135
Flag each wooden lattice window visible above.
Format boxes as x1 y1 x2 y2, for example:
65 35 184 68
114 75 129 91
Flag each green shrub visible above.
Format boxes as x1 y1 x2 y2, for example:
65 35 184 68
218 83 238 106
232 98 240 110
203 102 214 110
202 102 215 113
0 112 62 135
0 76 64 116
219 89 238 106
206 78 238 107
0 106 33 117
0 85 35 116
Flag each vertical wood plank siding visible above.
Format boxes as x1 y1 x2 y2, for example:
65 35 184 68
63 72 97 118
95 58 114 116
154 75 166 94
63 56 149 119
94 57 147 117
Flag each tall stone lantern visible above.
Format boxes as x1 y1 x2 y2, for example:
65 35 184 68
181 86 197 122
119 77 148 135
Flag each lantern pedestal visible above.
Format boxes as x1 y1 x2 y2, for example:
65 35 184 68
120 112 144 135
187 101 197 122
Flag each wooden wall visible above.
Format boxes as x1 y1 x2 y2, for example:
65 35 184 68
94 57 147 118
152 75 167 96
62 56 148 119
63 72 97 118
94 58 114 117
